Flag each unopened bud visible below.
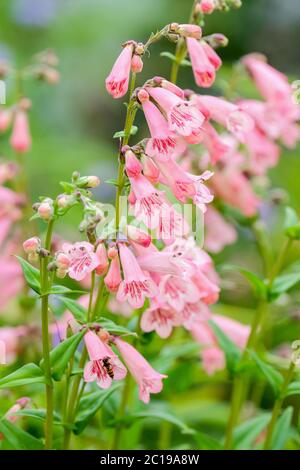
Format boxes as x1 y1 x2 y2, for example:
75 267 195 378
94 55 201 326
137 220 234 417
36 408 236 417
196 0 216 14
107 245 118 259
98 328 110 342
141 154 160 184
177 24 202 40
76 175 100 189
38 201 53 220
137 89 149 103
23 237 41 254
134 42 145 55
56 268 67 279
57 194 75 209
0 109 12 133
19 97 32 111
204 33 229 48
131 55 143 73
126 225 151 248
125 150 142 178
41 67 60 85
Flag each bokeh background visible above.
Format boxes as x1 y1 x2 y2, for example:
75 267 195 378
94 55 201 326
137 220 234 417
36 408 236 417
1 0 300 449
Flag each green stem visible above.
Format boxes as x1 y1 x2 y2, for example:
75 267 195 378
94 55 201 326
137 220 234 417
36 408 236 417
111 375 132 450
269 238 292 286
263 361 295 450
40 219 55 450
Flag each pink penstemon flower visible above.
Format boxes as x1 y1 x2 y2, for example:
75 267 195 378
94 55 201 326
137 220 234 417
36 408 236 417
204 206 237 254
158 274 201 312
141 298 181 338
186 38 216 88
62 241 100 281
147 86 205 137
114 337 167 404
10 110 31 153
117 243 157 308
105 43 134 99
138 89 179 161
104 254 122 293
84 331 127 389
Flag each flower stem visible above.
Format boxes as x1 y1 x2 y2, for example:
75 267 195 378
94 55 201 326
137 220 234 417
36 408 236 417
40 219 55 450
111 374 132 450
263 361 295 450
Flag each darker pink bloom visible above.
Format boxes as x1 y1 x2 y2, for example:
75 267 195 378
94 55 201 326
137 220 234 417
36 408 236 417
114 337 167 403
84 331 127 388
105 44 133 99
104 255 122 292
186 38 216 88
10 111 31 153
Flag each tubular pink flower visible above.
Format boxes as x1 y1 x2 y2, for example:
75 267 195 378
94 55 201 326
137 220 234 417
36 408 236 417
62 241 99 281
84 331 127 389
141 155 160 184
139 91 179 161
114 337 167 404
104 255 122 292
201 121 230 164
159 274 200 312
186 38 216 88
204 207 237 254
10 111 31 153
141 298 181 338
201 41 222 70
126 225 151 247
95 243 109 276
125 150 143 177
0 109 12 132
157 77 185 98
105 44 133 99
117 243 157 308
147 86 205 137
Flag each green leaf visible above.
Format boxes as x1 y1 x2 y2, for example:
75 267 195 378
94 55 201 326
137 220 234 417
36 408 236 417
16 256 41 294
248 351 283 396
270 406 293 450
113 126 138 139
160 51 177 62
48 285 86 295
194 431 222 450
0 363 45 389
74 383 121 434
269 272 300 299
221 264 267 299
0 419 44 450
96 317 137 337
122 409 195 435
285 381 300 398
58 296 87 322
232 414 270 450
40 332 84 381
10 409 61 425
105 178 119 187
284 207 300 239
208 320 241 374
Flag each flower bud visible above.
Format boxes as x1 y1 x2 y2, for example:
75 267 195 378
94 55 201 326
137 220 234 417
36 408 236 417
38 201 54 220
134 42 145 55
57 194 75 209
104 255 122 292
23 237 41 254
177 24 202 40
56 252 71 270
137 88 149 103
76 175 100 188
10 111 31 153
41 67 60 85
125 150 142 178
131 54 143 73
95 243 109 276
196 0 215 14
141 155 160 184
204 33 229 48
98 328 110 343
107 245 118 259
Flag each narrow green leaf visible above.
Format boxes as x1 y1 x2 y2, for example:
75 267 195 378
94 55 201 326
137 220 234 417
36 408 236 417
208 320 241 374
105 178 119 187
271 406 293 450
233 414 270 450
10 409 61 425
122 409 195 435
0 363 45 389
270 272 300 299
221 264 267 299
96 317 137 337
0 419 44 450
160 51 177 62
248 351 283 396
48 285 86 295
284 207 300 239
59 296 87 322
194 431 222 450
16 256 41 294
113 126 138 139
285 381 300 397
40 331 84 381
74 383 121 434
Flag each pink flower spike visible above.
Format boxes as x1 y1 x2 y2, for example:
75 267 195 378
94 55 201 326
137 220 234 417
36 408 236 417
114 337 167 404
125 150 142 177
84 331 127 389
117 243 157 308
147 86 205 137
186 38 216 88
95 243 109 276
105 44 133 99
10 111 31 153
104 255 122 292
139 92 178 161
62 241 99 281
177 24 202 40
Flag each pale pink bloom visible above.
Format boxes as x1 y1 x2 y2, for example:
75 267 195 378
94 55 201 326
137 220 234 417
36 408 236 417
177 24 202 40
23 237 40 254
114 337 167 403
192 270 220 304
141 155 160 184
147 86 205 137
280 122 300 149
62 241 99 281
202 347 225 375
244 127 280 175
0 161 18 184
95 243 109 276
117 243 157 308
10 111 31 153
0 254 24 311
126 225 151 247
242 54 293 105
0 109 12 132
204 207 237 253
180 301 211 330
84 331 127 388
5 397 31 424
138 90 179 161
136 243 187 276
125 150 142 177
186 38 216 88
105 44 133 99
201 41 222 70
202 121 230 164
196 95 254 139
141 298 181 338
156 202 190 244
213 315 250 349
159 274 200 312
104 255 122 292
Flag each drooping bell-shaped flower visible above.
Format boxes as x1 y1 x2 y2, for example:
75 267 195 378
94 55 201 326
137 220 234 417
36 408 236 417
186 38 216 88
10 110 31 153
105 43 134 99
